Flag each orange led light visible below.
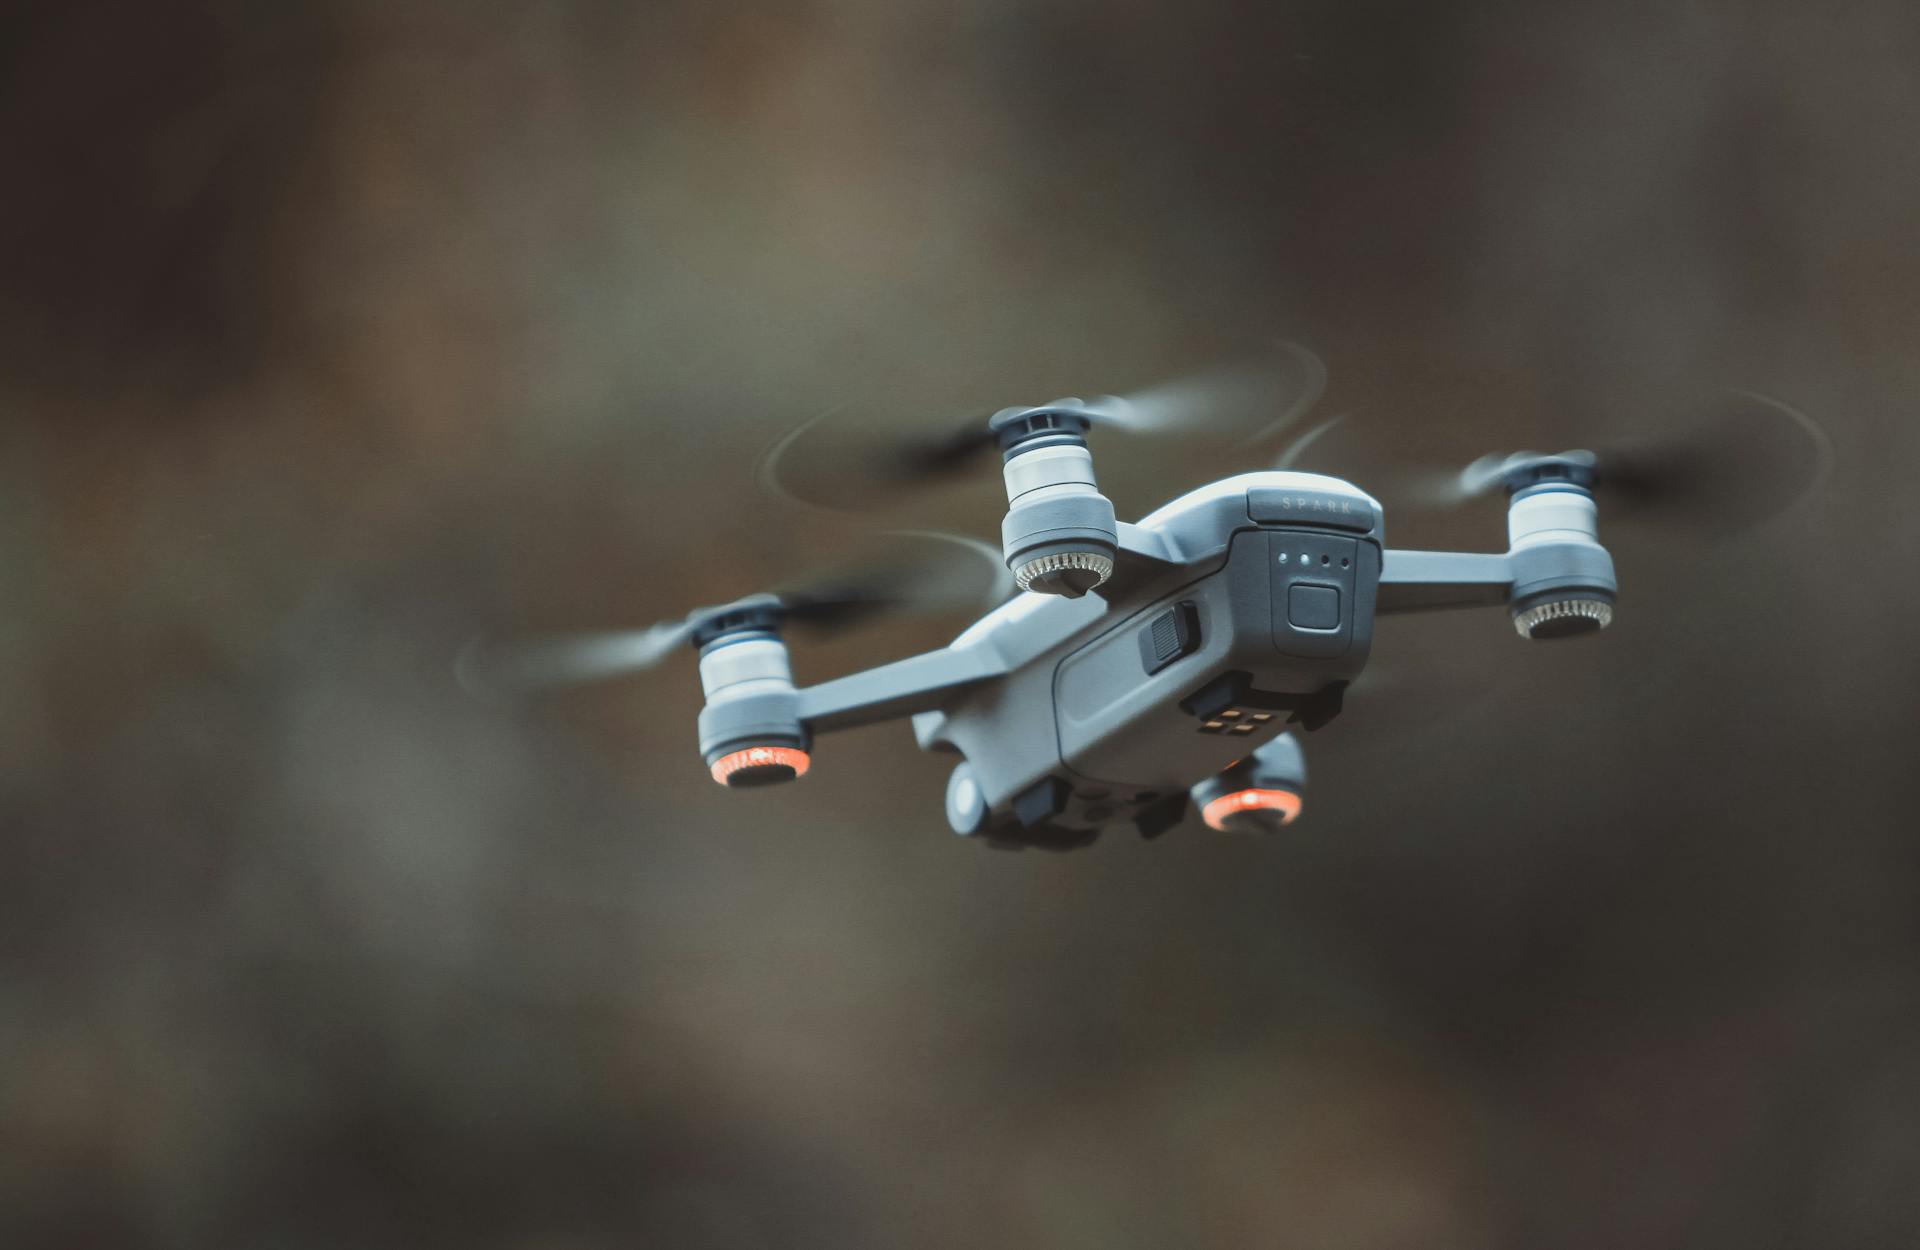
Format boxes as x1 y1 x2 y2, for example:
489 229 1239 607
709 745 811 786
1200 787 1302 832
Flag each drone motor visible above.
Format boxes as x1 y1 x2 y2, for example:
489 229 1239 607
990 406 1119 598
692 601 812 787
1490 452 1618 640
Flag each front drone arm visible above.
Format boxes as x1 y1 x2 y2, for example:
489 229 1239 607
696 630 1013 785
796 646 1011 734
1377 550 1514 613
703 518 1161 782
1108 521 1185 586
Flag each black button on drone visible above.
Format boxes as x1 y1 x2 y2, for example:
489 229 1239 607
1138 601 1201 675
1286 584 1341 631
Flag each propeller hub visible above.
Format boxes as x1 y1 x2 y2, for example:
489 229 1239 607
1497 451 1599 496
688 596 787 650
987 404 1093 454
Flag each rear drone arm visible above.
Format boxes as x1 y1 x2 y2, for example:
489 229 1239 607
701 514 1162 776
794 530 1178 731
795 526 1183 734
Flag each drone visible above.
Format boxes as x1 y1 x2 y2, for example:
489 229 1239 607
465 356 1828 851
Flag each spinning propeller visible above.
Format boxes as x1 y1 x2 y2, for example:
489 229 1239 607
1278 388 1831 539
758 344 1326 514
458 530 1010 703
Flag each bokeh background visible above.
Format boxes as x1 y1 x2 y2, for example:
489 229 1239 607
4 1 1919 1246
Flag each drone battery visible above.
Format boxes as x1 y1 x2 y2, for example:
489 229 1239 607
1137 601 1201 675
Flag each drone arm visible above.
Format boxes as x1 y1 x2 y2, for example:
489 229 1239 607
1107 521 1185 588
796 646 1012 734
1376 549 1514 613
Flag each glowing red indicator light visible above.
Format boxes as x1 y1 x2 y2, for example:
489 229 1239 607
1200 788 1302 832
709 745 811 787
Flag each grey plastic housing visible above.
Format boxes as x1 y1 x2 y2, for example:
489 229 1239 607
735 463 1622 850
1503 484 1617 638
906 472 1384 847
695 634 809 765
697 692 808 763
998 440 1119 597
1001 494 1120 567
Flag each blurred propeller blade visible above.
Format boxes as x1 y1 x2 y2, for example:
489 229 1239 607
457 622 695 702
756 342 1326 513
1279 388 1830 539
1587 390 1831 533
773 528 1012 628
756 406 999 514
1272 412 1349 469
458 531 1009 700
1079 341 1327 443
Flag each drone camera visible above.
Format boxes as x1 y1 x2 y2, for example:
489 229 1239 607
1501 467 1618 641
694 615 811 787
990 407 1119 598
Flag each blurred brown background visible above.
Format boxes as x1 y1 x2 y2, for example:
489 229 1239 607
3 1 1919 1247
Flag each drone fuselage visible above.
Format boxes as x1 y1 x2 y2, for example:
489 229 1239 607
508 378 1814 845
910 472 1383 844
695 464 1615 848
